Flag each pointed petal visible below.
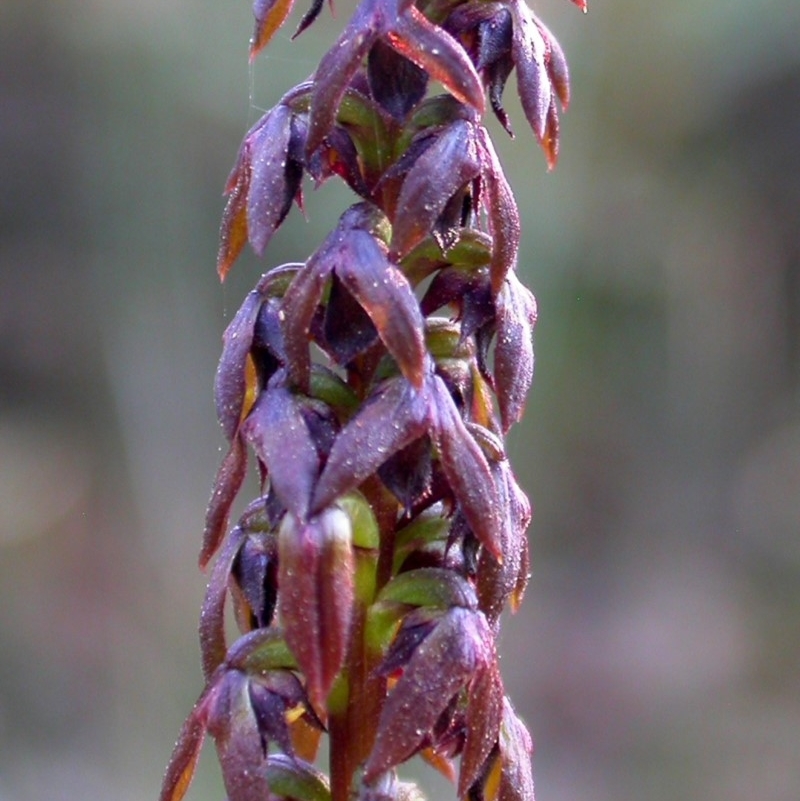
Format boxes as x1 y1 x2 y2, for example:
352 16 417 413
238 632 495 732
460 663 503 797
477 459 531 625
200 526 247 679
510 0 550 142
494 272 537 431
251 0 298 60
336 232 426 387
159 687 213 801
293 0 326 39
200 434 248 568
241 383 320 518
419 747 458 784
487 54 515 136
430 376 502 559
420 267 468 318
218 163 250 281
391 120 481 259
215 288 263 440
541 96 560 170
538 18 570 108
476 127 520 294
311 377 431 513
281 247 337 391
390 7 485 114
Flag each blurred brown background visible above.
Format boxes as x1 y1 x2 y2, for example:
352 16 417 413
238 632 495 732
1 1 799 799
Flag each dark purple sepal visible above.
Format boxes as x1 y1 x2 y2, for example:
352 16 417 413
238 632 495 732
241 380 321 519
377 130 438 186
430 375 502 560
367 39 428 121
335 232 426 389
278 508 355 708
377 435 433 512
391 120 481 260
421 268 494 343
323 274 379 367
421 274 471 322
311 376 431 514
446 2 515 136
494 272 537 432
300 397 340 465
292 0 327 40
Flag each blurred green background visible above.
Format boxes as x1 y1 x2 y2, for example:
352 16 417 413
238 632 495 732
2 1 799 799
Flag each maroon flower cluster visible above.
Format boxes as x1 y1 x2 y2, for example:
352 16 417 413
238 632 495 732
160 1 582 800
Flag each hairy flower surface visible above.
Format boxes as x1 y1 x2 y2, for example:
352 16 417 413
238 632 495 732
162 1 584 800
